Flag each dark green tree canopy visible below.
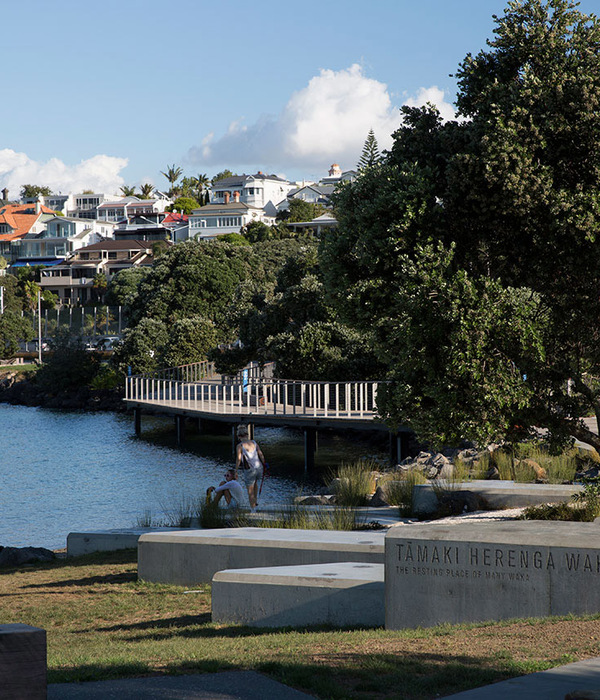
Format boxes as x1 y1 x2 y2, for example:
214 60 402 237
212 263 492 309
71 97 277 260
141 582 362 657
167 196 200 215
105 267 151 310
20 184 52 199
211 170 234 185
277 198 327 224
322 0 600 449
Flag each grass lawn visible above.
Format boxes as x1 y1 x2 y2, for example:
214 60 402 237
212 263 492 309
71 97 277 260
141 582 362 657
2 549 600 699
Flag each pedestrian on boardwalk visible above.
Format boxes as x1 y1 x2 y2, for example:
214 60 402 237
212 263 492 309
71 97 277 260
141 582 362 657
235 424 266 511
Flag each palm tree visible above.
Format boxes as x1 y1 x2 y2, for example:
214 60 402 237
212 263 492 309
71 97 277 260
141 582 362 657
139 183 155 199
120 185 136 197
161 164 183 198
191 173 210 201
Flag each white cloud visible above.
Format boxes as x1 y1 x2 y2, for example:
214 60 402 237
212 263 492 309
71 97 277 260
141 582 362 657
188 65 457 173
0 150 129 197
404 86 457 123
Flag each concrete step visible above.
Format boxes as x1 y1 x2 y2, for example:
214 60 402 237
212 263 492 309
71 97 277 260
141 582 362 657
212 561 384 628
412 480 583 515
138 527 386 585
67 528 173 557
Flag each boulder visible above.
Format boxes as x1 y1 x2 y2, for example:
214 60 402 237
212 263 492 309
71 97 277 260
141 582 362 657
294 495 331 506
486 464 501 480
327 478 343 494
436 490 484 516
0 546 55 568
369 486 390 507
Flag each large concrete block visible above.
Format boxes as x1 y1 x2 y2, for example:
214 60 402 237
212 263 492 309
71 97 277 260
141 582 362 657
212 562 384 628
386 521 600 629
412 480 582 515
67 528 172 557
0 624 46 699
138 528 385 585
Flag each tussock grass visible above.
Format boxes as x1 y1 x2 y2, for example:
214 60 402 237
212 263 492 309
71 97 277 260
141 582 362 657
488 444 589 484
330 459 377 507
247 504 364 531
135 509 153 528
4 550 600 698
159 491 203 527
380 471 427 515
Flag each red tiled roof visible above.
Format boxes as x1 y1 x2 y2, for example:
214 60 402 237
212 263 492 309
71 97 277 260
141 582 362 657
0 203 56 241
162 212 188 224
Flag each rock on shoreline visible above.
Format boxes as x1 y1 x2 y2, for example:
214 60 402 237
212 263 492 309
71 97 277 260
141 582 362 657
0 546 55 568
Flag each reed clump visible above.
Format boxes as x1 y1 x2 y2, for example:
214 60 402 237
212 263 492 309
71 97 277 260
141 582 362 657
330 459 378 507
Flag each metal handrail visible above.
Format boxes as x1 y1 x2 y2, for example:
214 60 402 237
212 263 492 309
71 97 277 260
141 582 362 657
125 373 383 420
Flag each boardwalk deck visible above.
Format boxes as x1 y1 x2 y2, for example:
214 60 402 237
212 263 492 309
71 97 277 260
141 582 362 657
124 362 407 466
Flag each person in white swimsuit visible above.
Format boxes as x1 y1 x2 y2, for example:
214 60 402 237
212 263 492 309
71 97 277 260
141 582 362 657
235 424 266 510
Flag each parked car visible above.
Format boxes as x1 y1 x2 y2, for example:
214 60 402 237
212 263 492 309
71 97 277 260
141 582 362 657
96 336 121 351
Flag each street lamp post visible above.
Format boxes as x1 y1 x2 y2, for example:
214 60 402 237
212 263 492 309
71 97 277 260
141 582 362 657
37 291 42 364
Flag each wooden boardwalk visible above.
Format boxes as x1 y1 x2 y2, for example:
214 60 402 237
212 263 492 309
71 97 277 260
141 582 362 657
124 362 405 467
125 366 386 430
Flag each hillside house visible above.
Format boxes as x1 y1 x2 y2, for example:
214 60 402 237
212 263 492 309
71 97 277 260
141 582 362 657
0 202 57 262
40 239 157 304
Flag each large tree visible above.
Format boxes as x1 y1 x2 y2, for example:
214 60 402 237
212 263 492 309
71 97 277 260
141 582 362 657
116 238 313 372
322 0 600 449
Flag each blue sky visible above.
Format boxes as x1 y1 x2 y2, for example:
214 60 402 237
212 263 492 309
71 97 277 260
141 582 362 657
0 0 597 195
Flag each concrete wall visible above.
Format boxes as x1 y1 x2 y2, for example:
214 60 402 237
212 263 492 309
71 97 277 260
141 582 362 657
386 520 600 629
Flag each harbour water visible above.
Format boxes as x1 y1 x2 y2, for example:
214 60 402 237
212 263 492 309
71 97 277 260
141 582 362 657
0 404 386 550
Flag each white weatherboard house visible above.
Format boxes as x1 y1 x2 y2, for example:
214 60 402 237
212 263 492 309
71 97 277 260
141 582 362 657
96 196 170 223
16 216 116 263
209 172 293 217
189 199 268 240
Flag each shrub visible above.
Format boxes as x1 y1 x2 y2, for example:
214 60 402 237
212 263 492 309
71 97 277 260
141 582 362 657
89 364 123 390
35 328 100 391
521 478 600 522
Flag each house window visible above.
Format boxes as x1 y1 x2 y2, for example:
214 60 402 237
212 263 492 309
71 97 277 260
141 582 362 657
108 251 117 259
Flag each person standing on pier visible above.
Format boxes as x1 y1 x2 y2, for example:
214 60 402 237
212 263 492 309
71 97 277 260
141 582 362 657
235 424 266 511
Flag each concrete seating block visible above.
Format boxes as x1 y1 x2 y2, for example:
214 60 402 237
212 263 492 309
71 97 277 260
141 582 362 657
412 480 582 515
67 527 172 557
0 624 46 699
138 527 385 585
386 520 600 630
212 562 384 628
